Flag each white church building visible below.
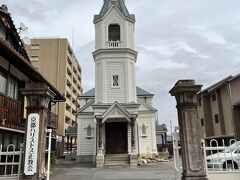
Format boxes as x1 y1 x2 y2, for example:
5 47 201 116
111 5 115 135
77 0 157 167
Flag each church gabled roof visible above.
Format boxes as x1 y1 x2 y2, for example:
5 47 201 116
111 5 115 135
136 87 154 97
94 0 135 22
81 86 154 98
96 101 137 123
81 88 95 97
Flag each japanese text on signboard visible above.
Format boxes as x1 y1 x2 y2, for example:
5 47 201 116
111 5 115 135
24 113 39 176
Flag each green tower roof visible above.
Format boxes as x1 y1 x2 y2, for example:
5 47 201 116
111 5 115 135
94 0 135 22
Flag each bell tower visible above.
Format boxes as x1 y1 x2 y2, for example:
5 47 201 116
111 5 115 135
93 0 138 104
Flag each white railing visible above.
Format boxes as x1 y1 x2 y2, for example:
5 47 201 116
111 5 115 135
0 144 23 180
108 41 120 48
202 139 240 180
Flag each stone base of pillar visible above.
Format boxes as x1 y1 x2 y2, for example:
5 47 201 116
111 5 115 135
131 147 136 154
96 154 104 168
182 176 208 180
130 154 138 167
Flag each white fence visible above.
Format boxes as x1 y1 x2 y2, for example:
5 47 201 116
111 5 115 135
202 139 240 180
0 144 23 180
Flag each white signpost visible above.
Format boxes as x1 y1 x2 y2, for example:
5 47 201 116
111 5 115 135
24 113 40 176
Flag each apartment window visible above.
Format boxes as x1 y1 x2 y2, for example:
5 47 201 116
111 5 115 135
200 118 204 126
67 67 72 77
67 57 72 65
66 79 71 87
73 88 76 94
68 45 73 55
78 75 81 81
215 114 219 123
112 74 119 88
66 104 71 112
142 124 147 136
73 77 77 83
73 66 77 73
30 56 39 61
72 121 76 127
65 118 70 125
66 91 71 98
212 94 216 101
31 44 40 50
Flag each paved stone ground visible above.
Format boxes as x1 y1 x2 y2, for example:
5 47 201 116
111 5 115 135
50 159 178 180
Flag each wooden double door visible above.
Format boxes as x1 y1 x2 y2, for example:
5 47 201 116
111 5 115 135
105 122 128 154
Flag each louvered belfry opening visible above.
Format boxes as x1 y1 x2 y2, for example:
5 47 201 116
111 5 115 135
108 24 120 41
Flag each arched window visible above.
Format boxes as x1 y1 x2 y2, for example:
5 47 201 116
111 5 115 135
142 124 146 135
86 125 92 137
108 24 120 41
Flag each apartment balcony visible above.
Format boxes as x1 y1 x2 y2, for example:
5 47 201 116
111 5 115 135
65 107 71 118
107 40 121 48
0 94 24 131
66 85 72 96
47 111 58 129
66 97 72 107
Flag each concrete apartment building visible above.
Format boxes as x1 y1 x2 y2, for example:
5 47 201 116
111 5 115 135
197 74 240 143
26 38 82 153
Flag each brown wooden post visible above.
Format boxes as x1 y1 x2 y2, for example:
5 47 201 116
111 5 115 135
70 136 73 151
21 82 56 180
67 135 70 152
170 80 208 180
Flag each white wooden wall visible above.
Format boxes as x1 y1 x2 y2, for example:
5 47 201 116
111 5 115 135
77 116 95 156
94 6 135 50
137 113 157 155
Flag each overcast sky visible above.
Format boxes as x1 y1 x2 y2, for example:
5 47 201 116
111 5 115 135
2 0 240 132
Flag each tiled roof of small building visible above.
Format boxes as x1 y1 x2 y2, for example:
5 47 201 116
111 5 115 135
0 4 29 60
65 126 77 135
81 86 154 97
156 124 168 132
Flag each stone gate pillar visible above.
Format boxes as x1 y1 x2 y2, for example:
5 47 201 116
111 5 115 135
21 82 56 180
169 80 207 180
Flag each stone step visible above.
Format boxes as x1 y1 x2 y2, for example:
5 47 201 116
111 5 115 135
104 154 130 166
105 154 129 158
105 156 129 161
104 161 129 166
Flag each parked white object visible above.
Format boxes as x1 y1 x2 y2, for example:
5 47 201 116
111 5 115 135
202 139 240 180
46 129 52 180
206 141 240 170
